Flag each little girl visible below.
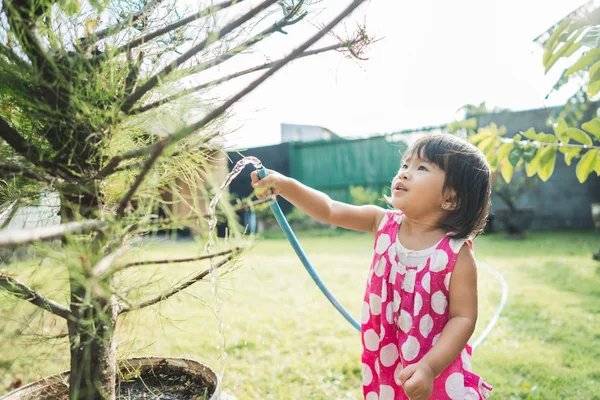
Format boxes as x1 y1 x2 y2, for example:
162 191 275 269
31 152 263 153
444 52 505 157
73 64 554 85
250 134 493 400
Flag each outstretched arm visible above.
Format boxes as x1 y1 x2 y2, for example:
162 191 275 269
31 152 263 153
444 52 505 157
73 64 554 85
397 243 478 400
250 169 386 233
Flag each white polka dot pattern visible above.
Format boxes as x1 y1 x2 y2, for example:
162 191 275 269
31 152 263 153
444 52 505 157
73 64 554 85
361 211 490 399
445 372 465 399
431 291 448 315
380 385 395 400
419 314 434 338
364 329 379 351
365 391 378 400
370 293 382 316
398 310 412 333
414 292 423 316
421 272 431 293
362 364 373 385
375 234 391 255
380 343 399 367
375 257 386 277
361 301 370 324
401 336 420 361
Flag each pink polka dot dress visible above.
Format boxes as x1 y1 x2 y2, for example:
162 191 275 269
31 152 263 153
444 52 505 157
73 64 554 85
361 211 492 399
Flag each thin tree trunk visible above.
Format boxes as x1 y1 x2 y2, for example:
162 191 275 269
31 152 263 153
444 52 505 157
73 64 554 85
62 195 117 400
67 283 118 400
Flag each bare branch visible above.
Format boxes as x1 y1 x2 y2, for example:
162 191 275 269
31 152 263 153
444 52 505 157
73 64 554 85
96 143 212 177
120 247 242 269
116 141 166 217
162 3 308 85
121 0 279 113
107 0 248 60
0 116 45 168
97 130 219 179
79 0 165 48
0 273 71 319
91 246 130 277
106 0 368 171
119 253 236 313
130 42 355 115
0 163 53 183
0 220 107 248
0 200 19 230
0 43 31 70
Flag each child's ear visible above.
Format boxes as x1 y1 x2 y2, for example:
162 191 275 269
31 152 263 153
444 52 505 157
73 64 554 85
441 190 458 211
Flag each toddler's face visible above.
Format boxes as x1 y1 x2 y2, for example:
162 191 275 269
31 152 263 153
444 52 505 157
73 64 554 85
390 154 449 216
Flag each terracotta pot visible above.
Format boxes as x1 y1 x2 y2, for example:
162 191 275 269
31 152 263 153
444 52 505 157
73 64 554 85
0 357 236 400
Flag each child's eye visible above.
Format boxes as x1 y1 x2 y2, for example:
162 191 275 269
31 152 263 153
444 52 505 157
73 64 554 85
400 164 408 170
418 165 428 171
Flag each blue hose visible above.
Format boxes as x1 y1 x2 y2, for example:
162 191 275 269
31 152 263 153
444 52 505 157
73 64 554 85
257 168 360 332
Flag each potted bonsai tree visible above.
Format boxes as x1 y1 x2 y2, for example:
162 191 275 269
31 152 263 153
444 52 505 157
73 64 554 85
0 0 371 398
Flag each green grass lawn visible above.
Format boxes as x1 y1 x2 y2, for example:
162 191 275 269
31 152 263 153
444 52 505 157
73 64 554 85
0 230 599 399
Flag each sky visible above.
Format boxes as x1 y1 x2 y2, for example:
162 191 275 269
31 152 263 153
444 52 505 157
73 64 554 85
202 0 590 149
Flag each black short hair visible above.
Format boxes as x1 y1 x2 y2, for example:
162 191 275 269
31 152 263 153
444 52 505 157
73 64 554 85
402 134 491 239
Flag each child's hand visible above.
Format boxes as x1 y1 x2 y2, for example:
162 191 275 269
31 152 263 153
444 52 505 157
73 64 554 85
250 169 290 199
396 361 434 400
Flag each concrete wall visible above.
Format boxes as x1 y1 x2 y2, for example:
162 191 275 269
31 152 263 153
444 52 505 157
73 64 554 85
478 107 600 231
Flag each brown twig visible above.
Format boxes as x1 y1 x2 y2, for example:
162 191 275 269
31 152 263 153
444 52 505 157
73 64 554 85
104 0 248 60
0 273 71 319
116 142 166 217
120 0 277 113
164 3 308 83
0 117 45 170
130 41 351 115
119 253 236 313
105 0 368 171
79 0 165 48
120 246 242 269
0 220 107 248
0 163 54 183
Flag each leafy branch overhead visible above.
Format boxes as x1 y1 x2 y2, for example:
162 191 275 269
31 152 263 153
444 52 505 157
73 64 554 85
458 8 600 184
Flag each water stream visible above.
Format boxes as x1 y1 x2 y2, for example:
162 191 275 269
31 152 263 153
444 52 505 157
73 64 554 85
204 156 263 397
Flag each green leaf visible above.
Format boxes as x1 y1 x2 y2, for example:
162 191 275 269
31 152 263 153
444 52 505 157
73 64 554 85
576 150 598 183
521 145 538 163
581 118 600 140
589 59 600 81
537 133 559 143
496 142 513 162
525 150 542 177
500 160 514 183
587 80 600 97
469 131 493 146
564 48 600 78
545 29 584 73
508 146 522 167
553 118 569 143
537 147 557 182
521 128 538 141
544 19 574 62
581 26 600 48
566 128 593 145
595 155 600 176
479 136 501 155
559 147 582 166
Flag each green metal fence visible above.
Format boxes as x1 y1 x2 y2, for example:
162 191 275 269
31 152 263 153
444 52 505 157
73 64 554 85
289 135 408 203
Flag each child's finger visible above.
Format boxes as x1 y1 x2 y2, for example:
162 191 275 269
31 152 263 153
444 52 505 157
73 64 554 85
396 364 416 386
253 175 273 188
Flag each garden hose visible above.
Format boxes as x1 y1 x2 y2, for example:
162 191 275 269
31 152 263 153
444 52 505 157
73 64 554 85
256 168 361 332
254 168 506 347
